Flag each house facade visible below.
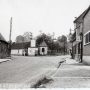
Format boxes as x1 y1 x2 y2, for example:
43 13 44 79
11 39 48 56
28 39 38 56
38 41 48 55
11 39 39 56
11 42 30 56
0 33 10 58
72 6 90 64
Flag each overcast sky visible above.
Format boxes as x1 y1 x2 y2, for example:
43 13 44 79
0 0 90 42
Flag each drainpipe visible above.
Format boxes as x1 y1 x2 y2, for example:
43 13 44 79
80 33 83 62
80 20 84 63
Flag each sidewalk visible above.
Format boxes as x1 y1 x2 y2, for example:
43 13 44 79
45 57 90 88
0 57 11 63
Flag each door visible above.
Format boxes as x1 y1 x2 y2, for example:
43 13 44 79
78 42 81 61
42 48 45 55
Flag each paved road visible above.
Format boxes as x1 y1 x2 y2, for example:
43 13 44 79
0 56 64 84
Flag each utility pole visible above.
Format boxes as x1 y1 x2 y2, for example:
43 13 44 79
9 17 12 42
9 17 12 56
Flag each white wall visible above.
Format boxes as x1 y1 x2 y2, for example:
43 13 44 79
39 47 48 55
31 39 36 47
11 49 23 55
28 48 38 56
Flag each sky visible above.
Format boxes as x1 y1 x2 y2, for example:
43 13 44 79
0 0 90 42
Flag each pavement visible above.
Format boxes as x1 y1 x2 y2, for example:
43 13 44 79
45 56 90 88
0 58 11 63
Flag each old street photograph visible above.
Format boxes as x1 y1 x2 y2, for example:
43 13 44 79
1 0 90 89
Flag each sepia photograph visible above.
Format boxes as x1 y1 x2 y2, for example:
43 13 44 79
0 0 90 89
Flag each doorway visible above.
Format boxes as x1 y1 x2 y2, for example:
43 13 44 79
42 48 45 55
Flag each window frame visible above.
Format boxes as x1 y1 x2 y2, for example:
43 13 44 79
84 31 90 45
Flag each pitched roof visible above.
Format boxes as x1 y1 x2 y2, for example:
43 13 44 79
39 41 47 47
0 33 6 41
74 6 90 23
11 42 31 49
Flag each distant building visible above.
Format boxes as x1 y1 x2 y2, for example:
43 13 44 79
11 39 48 56
11 39 38 56
11 42 30 56
72 6 90 64
67 42 72 54
28 39 38 56
38 41 48 55
0 33 10 58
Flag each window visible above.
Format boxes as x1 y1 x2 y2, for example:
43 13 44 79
84 31 90 45
86 34 89 43
89 32 90 42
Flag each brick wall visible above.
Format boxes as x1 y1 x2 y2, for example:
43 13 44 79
83 10 90 56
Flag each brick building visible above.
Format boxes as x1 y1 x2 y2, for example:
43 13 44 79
72 6 90 64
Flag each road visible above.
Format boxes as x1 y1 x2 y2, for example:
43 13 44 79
1 55 90 88
0 56 64 84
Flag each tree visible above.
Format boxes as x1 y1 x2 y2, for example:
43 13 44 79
36 33 58 50
36 33 61 53
15 32 33 43
57 35 67 54
23 32 33 42
58 35 67 42
15 35 24 43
